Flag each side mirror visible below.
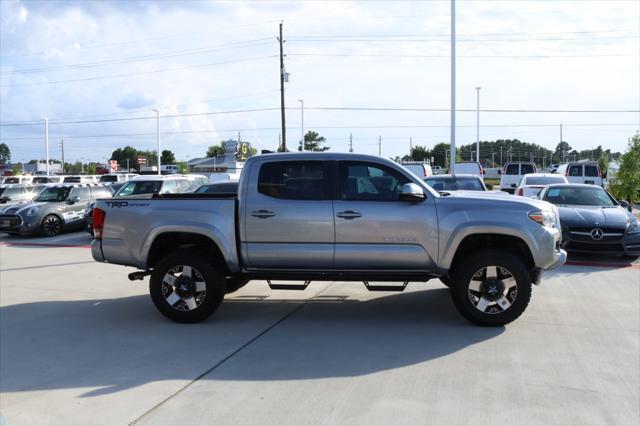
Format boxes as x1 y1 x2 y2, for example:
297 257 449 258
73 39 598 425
399 183 425 202
67 196 80 205
618 200 631 211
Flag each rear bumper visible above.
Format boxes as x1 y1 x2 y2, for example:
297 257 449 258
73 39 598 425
91 239 105 262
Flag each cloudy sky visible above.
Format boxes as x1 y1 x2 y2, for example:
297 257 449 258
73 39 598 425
1 0 639 163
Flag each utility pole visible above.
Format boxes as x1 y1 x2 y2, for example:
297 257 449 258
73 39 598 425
491 152 495 166
410 137 413 151
378 136 382 156
43 117 50 176
298 99 304 151
278 22 287 151
60 139 65 174
349 133 353 153
475 86 481 163
449 0 456 174
152 109 161 175
500 146 503 166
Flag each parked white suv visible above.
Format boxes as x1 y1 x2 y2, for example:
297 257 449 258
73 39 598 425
401 162 433 179
500 162 537 194
453 161 484 177
555 161 603 187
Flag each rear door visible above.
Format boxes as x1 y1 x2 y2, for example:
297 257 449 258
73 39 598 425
243 160 335 269
567 164 583 184
500 163 520 190
333 160 437 270
583 164 601 186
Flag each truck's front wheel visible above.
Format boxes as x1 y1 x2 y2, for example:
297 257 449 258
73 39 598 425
150 250 226 323
450 251 531 326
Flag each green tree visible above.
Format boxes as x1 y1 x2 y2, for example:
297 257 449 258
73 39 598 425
11 163 22 175
206 142 226 158
610 133 640 203
301 131 330 152
553 141 572 163
111 146 140 170
407 145 431 162
161 150 176 164
0 143 10 164
597 153 609 178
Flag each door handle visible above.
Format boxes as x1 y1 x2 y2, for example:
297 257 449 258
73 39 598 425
336 210 362 220
251 209 276 219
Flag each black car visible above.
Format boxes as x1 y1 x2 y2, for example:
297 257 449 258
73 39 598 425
538 184 640 258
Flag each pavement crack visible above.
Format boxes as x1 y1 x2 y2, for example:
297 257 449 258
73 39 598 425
129 291 318 425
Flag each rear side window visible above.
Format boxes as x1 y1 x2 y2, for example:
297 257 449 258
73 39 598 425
258 161 327 200
70 187 91 200
584 165 599 177
521 164 535 175
505 164 519 175
569 165 582 177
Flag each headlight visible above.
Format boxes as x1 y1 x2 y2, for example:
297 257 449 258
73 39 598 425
628 219 640 234
24 206 40 217
529 211 556 228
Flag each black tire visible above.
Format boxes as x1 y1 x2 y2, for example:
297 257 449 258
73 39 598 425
439 276 451 288
225 277 250 294
40 214 62 237
449 250 532 326
150 250 226 323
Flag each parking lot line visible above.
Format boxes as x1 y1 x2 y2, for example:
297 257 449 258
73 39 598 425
0 241 92 249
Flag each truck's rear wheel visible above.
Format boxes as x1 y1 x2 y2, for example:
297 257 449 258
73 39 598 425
150 250 226 323
450 251 531 326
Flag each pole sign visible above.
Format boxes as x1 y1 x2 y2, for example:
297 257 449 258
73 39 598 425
137 156 147 166
109 160 118 172
238 142 250 161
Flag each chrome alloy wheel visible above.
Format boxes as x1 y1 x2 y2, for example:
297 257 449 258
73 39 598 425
467 266 517 315
161 265 207 311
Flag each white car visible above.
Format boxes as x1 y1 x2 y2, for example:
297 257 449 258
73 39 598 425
500 162 537 194
515 173 568 197
453 161 484 177
555 161 603 186
401 162 433 179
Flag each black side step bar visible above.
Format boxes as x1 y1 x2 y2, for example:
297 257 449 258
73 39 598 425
363 281 409 292
267 280 311 290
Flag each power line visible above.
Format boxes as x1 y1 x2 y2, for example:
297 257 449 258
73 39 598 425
1 38 274 75
289 53 638 59
0 55 277 88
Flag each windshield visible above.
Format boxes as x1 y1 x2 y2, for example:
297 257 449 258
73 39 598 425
115 181 163 196
4 178 19 184
33 177 52 183
100 175 118 182
424 177 484 191
34 186 71 202
0 187 20 198
543 186 615 207
524 176 567 186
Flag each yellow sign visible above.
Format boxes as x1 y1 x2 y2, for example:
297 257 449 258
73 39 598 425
240 142 249 160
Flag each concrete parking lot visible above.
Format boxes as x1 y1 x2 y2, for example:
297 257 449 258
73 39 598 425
1 231 638 426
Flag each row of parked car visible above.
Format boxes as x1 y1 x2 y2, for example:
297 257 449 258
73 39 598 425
414 166 638 259
0 173 211 237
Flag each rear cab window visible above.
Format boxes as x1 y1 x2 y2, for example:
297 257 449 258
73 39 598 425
584 165 599 177
521 164 535 175
258 161 328 200
568 165 582 177
505 164 519 175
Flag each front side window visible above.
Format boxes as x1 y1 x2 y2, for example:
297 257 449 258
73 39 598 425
340 161 410 201
258 161 327 200
568 165 582 177
34 187 71 202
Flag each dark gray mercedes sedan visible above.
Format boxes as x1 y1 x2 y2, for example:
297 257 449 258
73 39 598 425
538 184 640 259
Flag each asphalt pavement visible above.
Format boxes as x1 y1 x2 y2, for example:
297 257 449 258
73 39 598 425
0 232 638 426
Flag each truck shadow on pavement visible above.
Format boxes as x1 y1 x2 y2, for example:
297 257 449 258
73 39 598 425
0 288 503 397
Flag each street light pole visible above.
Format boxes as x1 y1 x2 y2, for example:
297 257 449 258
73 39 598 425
298 99 304 151
475 87 481 164
43 117 50 176
449 0 456 173
153 109 160 175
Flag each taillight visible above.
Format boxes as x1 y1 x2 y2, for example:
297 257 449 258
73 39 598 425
93 207 106 240
517 188 524 196
564 168 569 176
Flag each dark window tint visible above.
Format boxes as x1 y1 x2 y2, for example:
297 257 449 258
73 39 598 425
4 178 19 184
525 176 567 185
64 177 81 183
584 165 599 177
100 175 118 182
340 161 410 201
568 165 582 177
505 164 519 175
258 161 327 200
521 164 535 174
33 177 52 184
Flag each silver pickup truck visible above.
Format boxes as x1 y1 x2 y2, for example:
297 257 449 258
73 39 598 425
92 153 566 326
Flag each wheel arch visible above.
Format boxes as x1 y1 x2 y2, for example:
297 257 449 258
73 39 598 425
145 231 231 274
449 233 535 274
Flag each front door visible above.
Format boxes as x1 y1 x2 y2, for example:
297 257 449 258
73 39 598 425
333 161 438 271
243 160 335 269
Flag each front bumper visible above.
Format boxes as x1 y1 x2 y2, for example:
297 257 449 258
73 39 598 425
562 232 640 256
0 214 38 234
